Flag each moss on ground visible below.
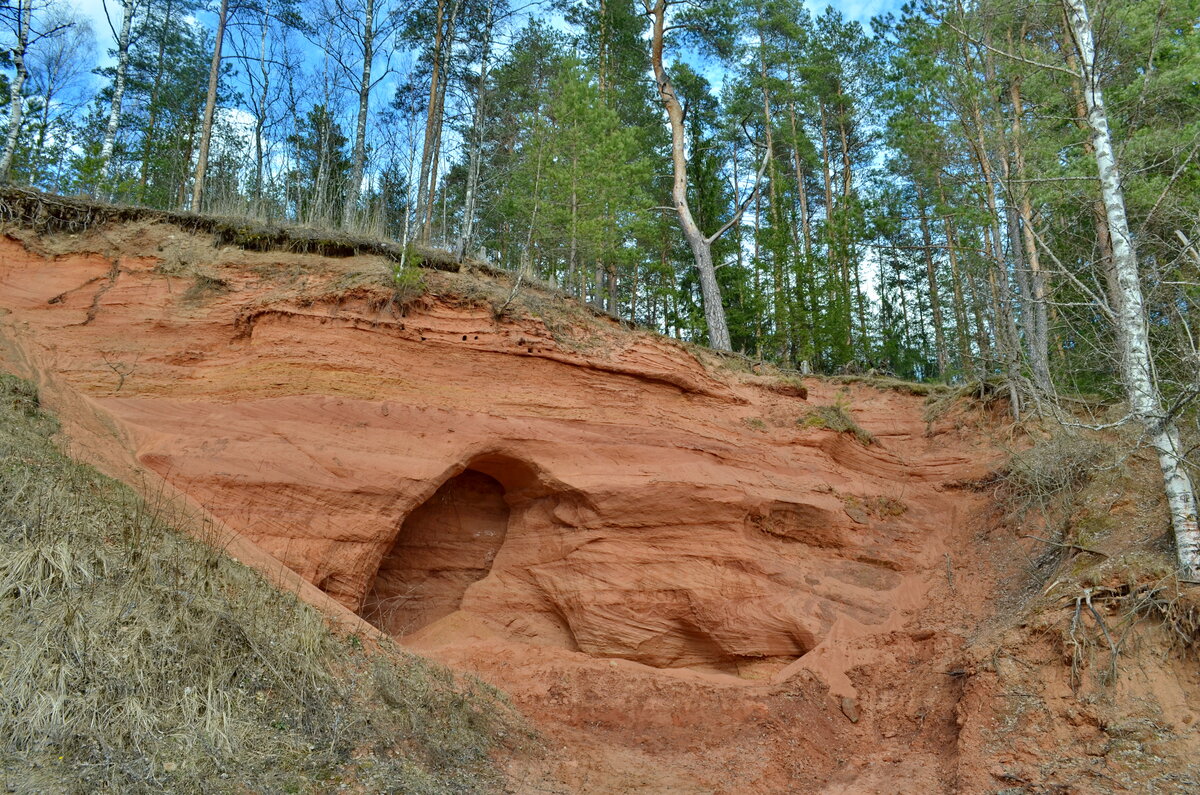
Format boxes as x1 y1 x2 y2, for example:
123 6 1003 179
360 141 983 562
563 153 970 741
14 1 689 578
0 373 516 794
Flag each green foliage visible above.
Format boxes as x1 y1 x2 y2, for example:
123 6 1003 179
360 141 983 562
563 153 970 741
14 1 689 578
2 0 1198 403
287 105 352 226
392 256 427 304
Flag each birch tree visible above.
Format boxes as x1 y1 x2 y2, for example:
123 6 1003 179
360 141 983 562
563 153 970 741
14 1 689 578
1062 0 1200 577
25 8 95 187
409 0 462 241
0 0 34 181
97 0 141 187
326 0 402 228
456 0 499 259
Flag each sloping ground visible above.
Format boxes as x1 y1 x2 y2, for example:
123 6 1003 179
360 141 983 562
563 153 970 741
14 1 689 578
952 432 1200 793
0 373 511 794
1 213 1196 792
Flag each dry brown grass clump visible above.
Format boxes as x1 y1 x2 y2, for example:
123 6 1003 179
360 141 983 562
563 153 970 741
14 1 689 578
1003 434 1110 513
825 373 949 398
0 186 474 272
801 397 875 446
0 374 516 794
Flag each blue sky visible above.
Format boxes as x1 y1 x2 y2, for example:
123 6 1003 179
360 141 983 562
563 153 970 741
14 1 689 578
75 0 905 72
833 0 902 24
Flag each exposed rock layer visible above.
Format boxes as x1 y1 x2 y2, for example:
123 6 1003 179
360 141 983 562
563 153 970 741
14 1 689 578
363 468 510 635
0 227 1010 791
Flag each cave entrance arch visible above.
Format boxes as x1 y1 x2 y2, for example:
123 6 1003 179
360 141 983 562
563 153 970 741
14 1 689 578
361 454 540 637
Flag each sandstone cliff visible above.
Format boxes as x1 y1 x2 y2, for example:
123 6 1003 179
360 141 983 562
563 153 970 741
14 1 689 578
3 217 1195 793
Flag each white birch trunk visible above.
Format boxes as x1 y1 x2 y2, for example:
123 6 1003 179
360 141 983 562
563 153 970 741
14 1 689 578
1063 0 1200 578
0 0 32 182
342 0 375 229
98 0 136 186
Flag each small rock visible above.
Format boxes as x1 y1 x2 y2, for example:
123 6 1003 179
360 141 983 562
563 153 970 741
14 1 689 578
840 696 860 723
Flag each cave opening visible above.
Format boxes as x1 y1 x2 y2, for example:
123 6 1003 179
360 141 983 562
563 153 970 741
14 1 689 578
362 468 510 637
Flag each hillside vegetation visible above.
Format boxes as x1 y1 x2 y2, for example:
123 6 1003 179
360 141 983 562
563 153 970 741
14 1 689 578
0 374 514 794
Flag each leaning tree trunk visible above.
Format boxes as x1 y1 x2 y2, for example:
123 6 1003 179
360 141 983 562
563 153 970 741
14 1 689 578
915 186 948 377
1063 0 1200 578
0 0 32 182
644 0 765 352
191 0 231 211
98 0 137 190
342 0 376 229
421 0 459 243
416 0 455 241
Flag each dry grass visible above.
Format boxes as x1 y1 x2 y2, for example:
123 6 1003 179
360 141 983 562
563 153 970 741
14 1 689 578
923 379 1012 424
998 425 1200 692
1003 434 1110 515
0 186 476 274
801 397 875 446
0 374 515 794
824 373 949 398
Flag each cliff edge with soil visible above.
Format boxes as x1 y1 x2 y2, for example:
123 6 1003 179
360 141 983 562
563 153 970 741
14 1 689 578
1 206 1197 792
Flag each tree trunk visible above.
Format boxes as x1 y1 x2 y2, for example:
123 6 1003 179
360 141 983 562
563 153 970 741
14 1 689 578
1062 33 1125 341
418 0 460 241
98 0 137 189
1063 0 1200 577
253 6 270 208
343 0 376 228
969 36 1028 411
936 175 973 375
916 186 948 377
759 37 789 360
787 101 812 261
644 0 746 351
0 0 32 182
1008 74 1054 394
415 0 446 239
139 0 174 197
523 135 545 271
569 164 579 298
818 101 848 358
457 0 493 258
191 0 231 211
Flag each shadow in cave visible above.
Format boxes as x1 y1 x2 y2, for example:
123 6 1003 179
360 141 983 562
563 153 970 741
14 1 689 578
361 468 510 637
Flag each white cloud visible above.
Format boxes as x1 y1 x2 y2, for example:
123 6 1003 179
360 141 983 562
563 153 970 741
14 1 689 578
70 0 122 69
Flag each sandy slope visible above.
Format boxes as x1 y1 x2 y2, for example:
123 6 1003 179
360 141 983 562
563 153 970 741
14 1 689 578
1 224 1126 792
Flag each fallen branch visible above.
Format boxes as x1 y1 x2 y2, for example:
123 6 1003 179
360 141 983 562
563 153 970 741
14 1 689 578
1019 534 1109 558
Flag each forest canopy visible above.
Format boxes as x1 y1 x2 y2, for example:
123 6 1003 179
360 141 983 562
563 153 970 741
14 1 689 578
0 0 1197 391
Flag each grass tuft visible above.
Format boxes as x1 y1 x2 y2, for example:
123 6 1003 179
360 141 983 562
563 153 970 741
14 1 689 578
1004 434 1110 510
802 396 875 446
825 373 949 397
0 373 515 793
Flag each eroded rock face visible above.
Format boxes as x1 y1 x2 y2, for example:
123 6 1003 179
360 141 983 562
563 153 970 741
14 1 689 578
362 469 510 636
0 233 993 680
